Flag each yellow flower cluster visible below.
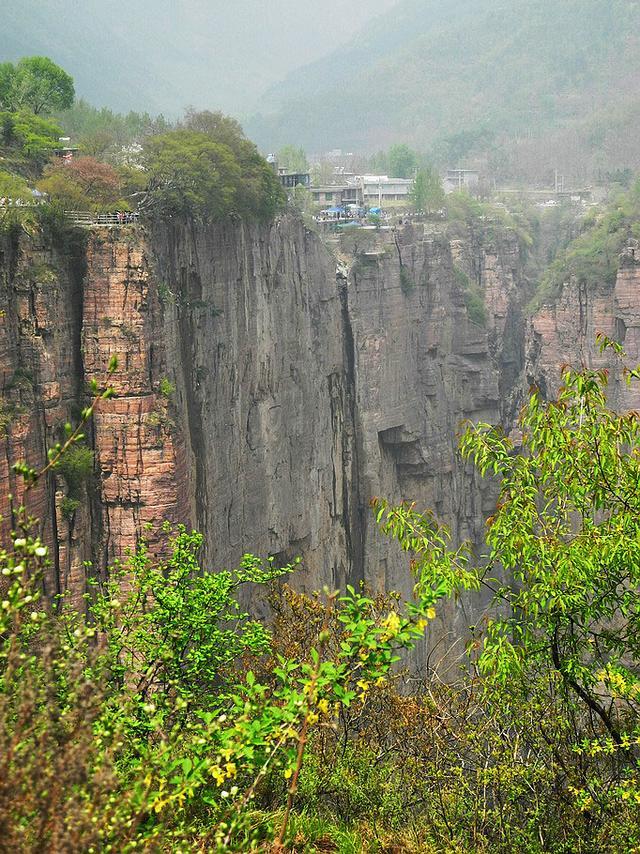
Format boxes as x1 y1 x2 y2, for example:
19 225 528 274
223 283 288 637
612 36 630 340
596 665 640 698
210 760 237 787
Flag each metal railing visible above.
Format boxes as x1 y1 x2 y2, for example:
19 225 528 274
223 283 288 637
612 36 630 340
65 211 140 227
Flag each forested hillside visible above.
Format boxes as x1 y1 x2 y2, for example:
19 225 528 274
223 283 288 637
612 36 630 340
248 0 640 181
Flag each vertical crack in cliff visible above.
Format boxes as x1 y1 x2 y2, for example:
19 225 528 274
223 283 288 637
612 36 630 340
53 229 89 599
337 268 364 585
578 279 589 363
172 227 208 540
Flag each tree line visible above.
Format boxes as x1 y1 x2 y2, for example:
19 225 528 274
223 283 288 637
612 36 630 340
0 57 285 224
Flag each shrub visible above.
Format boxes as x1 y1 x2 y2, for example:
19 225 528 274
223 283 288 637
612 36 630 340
4 341 640 850
1 361 447 853
0 169 31 201
38 156 123 212
454 265 486 325
159 376 175 398
60 496 80 519
251 341 640 851
56 444 93 497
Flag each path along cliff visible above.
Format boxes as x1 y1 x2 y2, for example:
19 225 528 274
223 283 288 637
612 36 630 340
1 215 638 661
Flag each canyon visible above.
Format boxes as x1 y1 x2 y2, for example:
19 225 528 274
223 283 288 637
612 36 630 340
1 214 639 661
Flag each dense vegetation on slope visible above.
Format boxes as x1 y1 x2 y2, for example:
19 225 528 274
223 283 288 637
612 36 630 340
249 0 640 182
531 180 640 308
2 349 640 850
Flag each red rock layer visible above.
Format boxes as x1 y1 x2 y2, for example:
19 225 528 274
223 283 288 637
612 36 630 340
82 232 190 571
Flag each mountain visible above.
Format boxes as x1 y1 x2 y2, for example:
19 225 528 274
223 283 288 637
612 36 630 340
246 0 640 172
0 0 399 117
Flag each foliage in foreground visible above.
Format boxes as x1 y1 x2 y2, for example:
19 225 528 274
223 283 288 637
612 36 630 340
0 421 447 854
264 338 640 851
2 339 640 851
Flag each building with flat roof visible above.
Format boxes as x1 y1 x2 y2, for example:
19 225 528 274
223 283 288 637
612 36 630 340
309 175 414 210
356 175 413 206
278 170 310 189
310 184 359 207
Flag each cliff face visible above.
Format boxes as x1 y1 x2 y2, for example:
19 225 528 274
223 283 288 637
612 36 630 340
149 218 356 593
2 214 638 653
0 218 358 606
339 224 525 650
0 228 89 606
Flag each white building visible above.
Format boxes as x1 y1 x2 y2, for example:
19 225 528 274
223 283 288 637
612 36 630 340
352 175 413 206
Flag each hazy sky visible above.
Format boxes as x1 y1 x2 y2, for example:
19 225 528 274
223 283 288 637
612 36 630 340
3 0 400 115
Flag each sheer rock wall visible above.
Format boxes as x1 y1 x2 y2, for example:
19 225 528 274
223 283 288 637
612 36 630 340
2 217 638 655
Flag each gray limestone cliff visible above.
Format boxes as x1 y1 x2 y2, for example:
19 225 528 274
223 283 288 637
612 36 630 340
2 213 638 662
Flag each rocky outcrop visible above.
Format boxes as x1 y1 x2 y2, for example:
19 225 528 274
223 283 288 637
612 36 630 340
527 242 640 411
2 214 639 660
81 234 188 570
339 224 525 657
149 217 356 594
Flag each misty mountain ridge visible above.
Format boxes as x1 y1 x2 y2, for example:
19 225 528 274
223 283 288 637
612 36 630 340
247 0 640 181
1 0 398 117
4 0 640 183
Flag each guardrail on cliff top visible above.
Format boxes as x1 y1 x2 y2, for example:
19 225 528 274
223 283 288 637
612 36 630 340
65 211 140 227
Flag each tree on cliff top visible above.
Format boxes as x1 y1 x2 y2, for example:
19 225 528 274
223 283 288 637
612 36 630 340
276 145 308 174
411 165 444 213
371 143 419 179
0 110 62 172
0 57 72 176
0 57 74 115
144 113 285 222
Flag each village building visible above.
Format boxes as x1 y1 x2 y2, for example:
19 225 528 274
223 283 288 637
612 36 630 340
265 154 311 189
356 175 413 205
278 170 311 189
309 175 413 210
443 168 480 194
52 137 80 161
311 184 359 207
